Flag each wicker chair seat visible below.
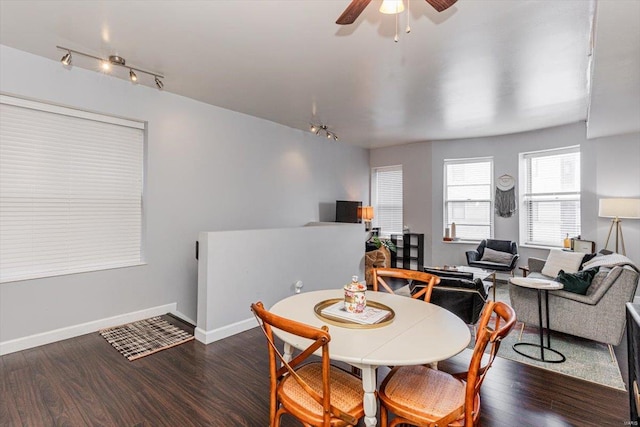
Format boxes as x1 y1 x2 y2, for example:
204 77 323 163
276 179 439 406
380 365 466 425
279 362 364 426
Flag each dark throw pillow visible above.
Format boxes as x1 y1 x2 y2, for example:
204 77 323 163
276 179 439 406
555 267 600 295
579 253 598 270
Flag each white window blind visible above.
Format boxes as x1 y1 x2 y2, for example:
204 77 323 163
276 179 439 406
0 95 145 283
372 165 403 237
444 158 493 241
520 146 580 247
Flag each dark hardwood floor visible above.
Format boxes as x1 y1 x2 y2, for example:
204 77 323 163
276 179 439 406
1 314 630 427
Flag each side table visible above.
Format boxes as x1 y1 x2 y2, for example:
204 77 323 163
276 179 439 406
510 277 566 363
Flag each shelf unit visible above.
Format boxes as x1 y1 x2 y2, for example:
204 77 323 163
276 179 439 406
390 233 424 271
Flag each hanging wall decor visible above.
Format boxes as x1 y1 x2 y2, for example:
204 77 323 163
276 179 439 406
495 174 517 218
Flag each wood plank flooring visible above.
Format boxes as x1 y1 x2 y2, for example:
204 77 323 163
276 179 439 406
1 315 630 426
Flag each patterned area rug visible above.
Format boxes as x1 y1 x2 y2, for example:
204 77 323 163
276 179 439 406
484 283 625 390
100 316 194 361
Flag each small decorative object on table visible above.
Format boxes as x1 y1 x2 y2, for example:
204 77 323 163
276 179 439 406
344 275 367 313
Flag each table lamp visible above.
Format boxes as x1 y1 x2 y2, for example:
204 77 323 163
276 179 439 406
599 198 640 256
358 206 374 232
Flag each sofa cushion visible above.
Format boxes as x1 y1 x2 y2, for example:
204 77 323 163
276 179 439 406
541 249 584 277
480 247 514 265
555 267 600 295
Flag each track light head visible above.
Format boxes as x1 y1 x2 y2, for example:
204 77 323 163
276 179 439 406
326 132 333 139
60 51 72 66
154 76 164 89
129 69 138 82
109 55 126 66
101 60 111 71
310 124 318 133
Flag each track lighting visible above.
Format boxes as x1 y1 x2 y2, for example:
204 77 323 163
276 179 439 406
309 124 338 141
60 51 72 66
56 46 164 89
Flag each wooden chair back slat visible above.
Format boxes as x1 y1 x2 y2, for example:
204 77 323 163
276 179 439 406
372 267 440 302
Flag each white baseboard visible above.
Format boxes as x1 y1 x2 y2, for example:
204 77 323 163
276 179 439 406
170 310 196 326
0 303 177 356
195 317 258 345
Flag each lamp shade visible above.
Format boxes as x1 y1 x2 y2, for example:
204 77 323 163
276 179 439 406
598 198 640 219
358 206 374 221
379 0 405 14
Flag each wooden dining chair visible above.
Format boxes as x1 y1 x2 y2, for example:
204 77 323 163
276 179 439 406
377 300 516 426
250 302 364 427
372 267 441 303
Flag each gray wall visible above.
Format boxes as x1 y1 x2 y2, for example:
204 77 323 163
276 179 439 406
371 122 640 268
0 45 370 343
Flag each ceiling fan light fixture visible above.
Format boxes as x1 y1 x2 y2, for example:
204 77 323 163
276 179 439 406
379 0 404 14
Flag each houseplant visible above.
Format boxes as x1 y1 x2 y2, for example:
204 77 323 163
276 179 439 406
370 236 397 253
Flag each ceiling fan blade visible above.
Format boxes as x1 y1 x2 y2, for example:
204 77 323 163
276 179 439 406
336 0 373 25
425 0 458 12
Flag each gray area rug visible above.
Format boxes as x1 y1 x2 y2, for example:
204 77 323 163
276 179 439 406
99 316 194 361
485 282 625 390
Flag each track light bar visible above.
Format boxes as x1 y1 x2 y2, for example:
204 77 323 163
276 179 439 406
309 124 338 141
56 46 164 89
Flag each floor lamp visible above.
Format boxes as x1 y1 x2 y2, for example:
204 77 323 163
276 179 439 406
599 198 640 256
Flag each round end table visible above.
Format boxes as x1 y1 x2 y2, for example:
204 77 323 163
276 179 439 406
510 277 566 363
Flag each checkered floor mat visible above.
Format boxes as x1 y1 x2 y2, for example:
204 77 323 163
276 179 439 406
99 316 194 361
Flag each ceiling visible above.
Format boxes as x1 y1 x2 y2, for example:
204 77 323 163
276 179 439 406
0 0 637 148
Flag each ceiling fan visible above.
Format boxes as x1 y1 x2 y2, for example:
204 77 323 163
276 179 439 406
336 0 457 25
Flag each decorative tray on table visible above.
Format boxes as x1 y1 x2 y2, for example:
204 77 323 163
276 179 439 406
314 298 395 329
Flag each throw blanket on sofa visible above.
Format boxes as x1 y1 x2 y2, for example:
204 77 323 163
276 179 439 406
582 253 639 273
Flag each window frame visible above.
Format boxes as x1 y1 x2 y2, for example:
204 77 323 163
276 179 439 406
443 157 494 242
0 94 146 283
371 165 403 238
518 145 581 249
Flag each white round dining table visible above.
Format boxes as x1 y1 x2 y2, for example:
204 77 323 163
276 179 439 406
269 289 471 427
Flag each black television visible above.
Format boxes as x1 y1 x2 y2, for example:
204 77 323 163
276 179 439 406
335 200 362 223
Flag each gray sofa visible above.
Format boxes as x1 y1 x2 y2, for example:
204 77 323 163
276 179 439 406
509 257 639 349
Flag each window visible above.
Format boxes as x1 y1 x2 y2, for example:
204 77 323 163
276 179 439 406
444 158 493 241
0 95 145 282
371 165 403 237
520 146 580 247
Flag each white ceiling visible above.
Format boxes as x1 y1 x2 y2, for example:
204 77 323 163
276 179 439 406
0 0 637 148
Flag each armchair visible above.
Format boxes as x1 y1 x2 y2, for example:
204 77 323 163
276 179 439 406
466 239 519 273
422 268 489 325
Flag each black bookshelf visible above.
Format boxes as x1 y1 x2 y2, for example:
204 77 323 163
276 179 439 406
390 233 424 271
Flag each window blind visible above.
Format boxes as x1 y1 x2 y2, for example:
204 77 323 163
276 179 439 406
521 146 580 247
444 158 493 241
0 95 145 282
372 165 403 236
